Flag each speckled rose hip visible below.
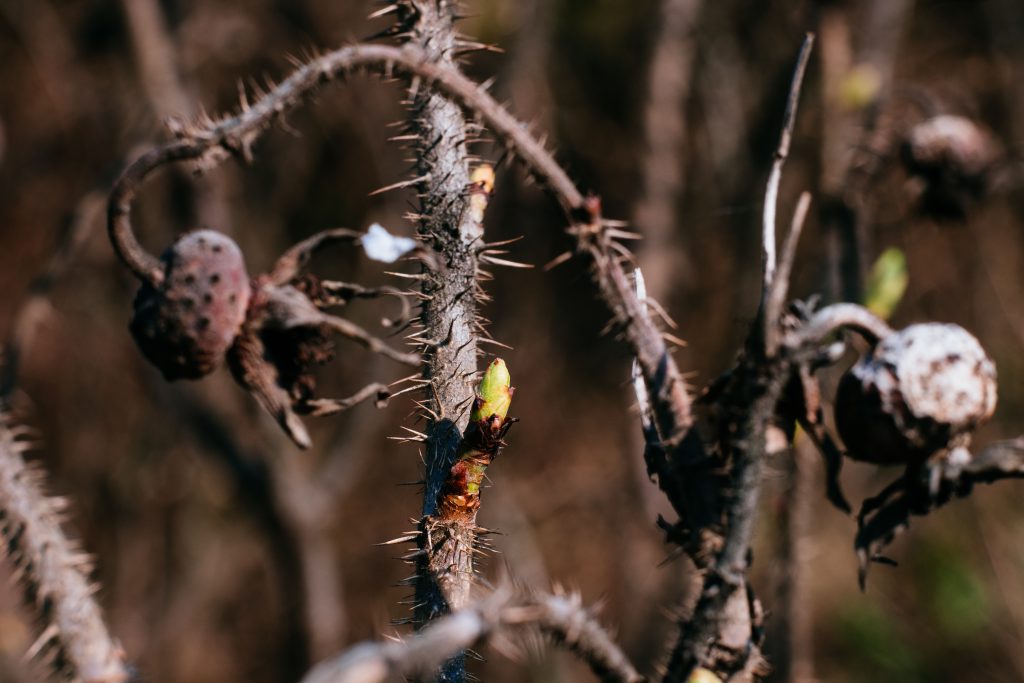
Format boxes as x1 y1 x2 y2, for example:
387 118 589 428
130 230 251 380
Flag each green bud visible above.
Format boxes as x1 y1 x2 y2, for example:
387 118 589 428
864 247 908 321
471 358 513 423
686 669 722 683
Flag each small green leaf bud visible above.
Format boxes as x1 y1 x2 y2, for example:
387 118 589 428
471 358 513 423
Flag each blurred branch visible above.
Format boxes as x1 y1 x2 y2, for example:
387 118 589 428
634 0 702 291
300 588 643 683
818 0 913 301
762 35 814 299
773 435 817 683
0 414 129 683
1 192 105 401
855 438 1024 587
118 0 191 119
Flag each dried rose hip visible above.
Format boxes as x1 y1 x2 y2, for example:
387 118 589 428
905 115 996 180
835 323 997 465
130 230 251 380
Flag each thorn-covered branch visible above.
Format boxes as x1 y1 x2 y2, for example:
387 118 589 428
300 588 643 683
0 415 129 682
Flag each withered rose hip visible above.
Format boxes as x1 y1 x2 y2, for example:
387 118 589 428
906 115 996 180
130 230 251 380
835 323 997 465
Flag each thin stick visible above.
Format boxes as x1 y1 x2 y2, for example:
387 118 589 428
765 191 812 355
762 34 815 293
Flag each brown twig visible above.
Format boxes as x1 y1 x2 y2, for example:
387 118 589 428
662 36 817 681
300 588 643 683
765 191 812 355
106 42 689 462
762 34 815 296
0 414 129 683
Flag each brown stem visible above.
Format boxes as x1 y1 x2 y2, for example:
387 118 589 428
392 4 484 682
0 416 129 683
300 588 643 683
107 43 691 466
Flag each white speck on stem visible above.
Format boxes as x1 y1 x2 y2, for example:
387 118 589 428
361 223 417 263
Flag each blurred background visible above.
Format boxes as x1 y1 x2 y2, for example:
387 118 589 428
2 0 1024 681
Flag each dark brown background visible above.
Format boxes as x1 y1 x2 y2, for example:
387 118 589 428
1 1 1023 681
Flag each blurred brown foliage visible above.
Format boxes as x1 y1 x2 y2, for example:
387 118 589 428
1 1 1024 681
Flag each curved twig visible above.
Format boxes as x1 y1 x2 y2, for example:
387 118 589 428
791 302 894 347
108 142 199 284
269 228 364 284
106 38 694 463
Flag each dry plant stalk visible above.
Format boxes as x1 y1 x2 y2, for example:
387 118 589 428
0 415 128 683
390 0 485 632
300 586 642 683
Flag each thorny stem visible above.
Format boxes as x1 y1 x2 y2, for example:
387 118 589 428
394 3 484 681
104 32 678 680
0 415 129 683
300 588 643 683
106 43 688 462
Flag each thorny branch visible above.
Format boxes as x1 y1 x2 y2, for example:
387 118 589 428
0 415 129 683
389 6 484 661
299 587 643 683
658 36 817 681
105 36 691 499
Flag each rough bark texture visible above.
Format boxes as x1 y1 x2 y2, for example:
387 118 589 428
400 2 481 681
0 416 129 683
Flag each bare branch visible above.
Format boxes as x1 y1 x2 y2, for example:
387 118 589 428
762 34 814 294
0 415 129 682
300 588 643 683
634 0 703 291
791 302 893 347
765 191 812 355
269 228 364 284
